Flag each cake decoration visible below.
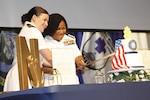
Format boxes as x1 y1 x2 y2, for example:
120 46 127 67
123 26 132 39
128 40 137 50
111 26 143 70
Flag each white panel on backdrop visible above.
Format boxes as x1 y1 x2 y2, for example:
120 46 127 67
0 0 150 30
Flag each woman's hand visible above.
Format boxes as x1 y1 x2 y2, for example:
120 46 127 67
41 64 53 74
75 56 87 70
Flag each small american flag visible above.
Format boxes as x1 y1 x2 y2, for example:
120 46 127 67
111 39 130 70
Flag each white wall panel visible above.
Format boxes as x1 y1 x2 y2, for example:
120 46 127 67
0 0 150 30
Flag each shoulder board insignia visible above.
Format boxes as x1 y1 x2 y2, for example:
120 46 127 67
66 34 75 39
27 24 35 28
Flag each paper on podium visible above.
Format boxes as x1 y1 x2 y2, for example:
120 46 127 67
51 48 79 85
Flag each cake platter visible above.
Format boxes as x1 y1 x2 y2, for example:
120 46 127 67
107 68 150 74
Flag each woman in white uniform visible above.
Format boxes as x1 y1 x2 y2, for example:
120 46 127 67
42 13 86 85
3 6 52 92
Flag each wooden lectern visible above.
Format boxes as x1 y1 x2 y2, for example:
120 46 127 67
15 36 44 90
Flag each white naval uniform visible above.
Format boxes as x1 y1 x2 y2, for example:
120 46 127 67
3 21 48 92
44 34 81 86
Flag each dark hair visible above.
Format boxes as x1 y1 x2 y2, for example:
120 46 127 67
43 13 68 37
21 6 49 24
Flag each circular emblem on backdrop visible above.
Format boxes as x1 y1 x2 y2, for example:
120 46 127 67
129 40 137 50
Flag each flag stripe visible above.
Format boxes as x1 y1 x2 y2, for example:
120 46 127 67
112 44 130 70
